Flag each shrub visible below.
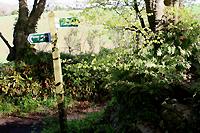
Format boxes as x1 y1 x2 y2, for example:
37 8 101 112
62 49 114 102
96 8 200 132
11 10 18 15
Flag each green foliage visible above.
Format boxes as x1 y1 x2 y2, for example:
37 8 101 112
80 7 200 132
0 64 42 98
163 8 200 49
63 49 114 101
0 4 199 132
62 13 199 100
82 6 200 84
11 10 18 15
0 102 19 114
81 7 136 48
102 82 161 132
42 111 114 133
0 60 57 114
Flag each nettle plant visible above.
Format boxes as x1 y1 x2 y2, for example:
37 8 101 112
160 8 200 77
62 7 200 101
83 7 199 83
62 49 115 101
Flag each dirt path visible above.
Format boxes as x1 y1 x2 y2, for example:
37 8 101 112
0 102 105 133
0 116 42 133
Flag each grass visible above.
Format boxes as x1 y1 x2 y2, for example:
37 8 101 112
0 95 73 117
41 111 114 133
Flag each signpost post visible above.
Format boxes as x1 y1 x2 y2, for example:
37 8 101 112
28 11 80 133
48 11 65 133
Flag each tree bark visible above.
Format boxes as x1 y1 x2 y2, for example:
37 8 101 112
144 0 156 32
28 0 46 34
144 0 165 32
12 0 29 61
2 0 46 61
133 0 146 28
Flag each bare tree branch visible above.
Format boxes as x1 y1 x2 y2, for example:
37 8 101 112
29 0 39 19
133 0 146 28
124 26 147 39
30 0 38 16
29 0 46 19
0 32 12 50
28 0 46 33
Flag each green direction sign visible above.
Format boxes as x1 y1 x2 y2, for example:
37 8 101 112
28 33 51 44
59 17 80 27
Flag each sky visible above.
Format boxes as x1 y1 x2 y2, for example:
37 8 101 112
0 0 199 5
0 0 88 5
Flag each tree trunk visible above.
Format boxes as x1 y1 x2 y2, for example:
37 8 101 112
4 0 46 61
144 0 165 32
144 0 156 32
11 0 28 60
155 0 165 27
144 0 165 54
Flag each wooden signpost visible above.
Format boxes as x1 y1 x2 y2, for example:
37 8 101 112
28 11 79 133
48 11 65 133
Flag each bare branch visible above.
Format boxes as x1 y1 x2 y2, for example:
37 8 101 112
124 26 147 39
33 0 38 11
29 0 39 19
0 32 12 50
27 0 46 33
133 0 146 28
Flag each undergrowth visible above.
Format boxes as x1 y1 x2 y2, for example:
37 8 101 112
41 111 114 133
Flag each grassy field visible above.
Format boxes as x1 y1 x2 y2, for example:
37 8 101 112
0 10 113 63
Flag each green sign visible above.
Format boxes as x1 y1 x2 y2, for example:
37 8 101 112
28 33 51 44
59 17 80 27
